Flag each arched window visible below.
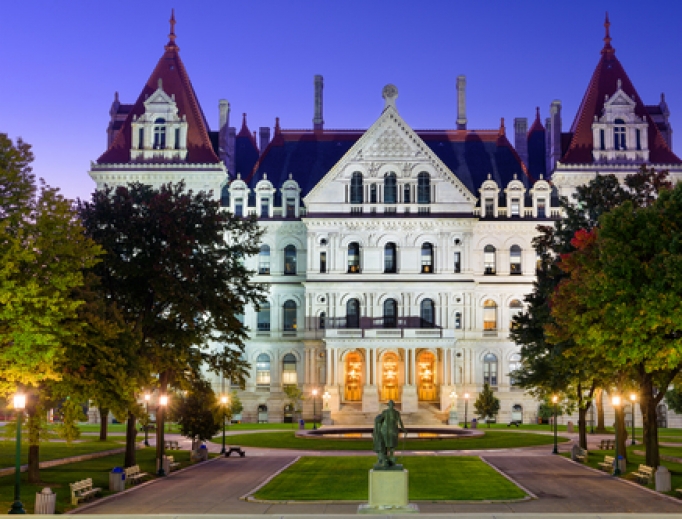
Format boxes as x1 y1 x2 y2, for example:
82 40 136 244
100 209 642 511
370 184 377 204
256 353 271 386
348 242 360 273
384 243 397 273
383 299 397 328
283 300 297 331
319 312 326 329
284 245 297 275
257 302 270 331
483 300 497 331
484 245 496 274
282 353 297 385
420 299 435 328
509 299 523 329
384 172 397 204
417 172 431 204
350 172 363 204
153 118 166 149
509 353 522 386
421 243 433 273
403 184 411 204
483 353 498 386
346 299 360 328
510 245 522 274
614 118 626 150
511 404 523 422
259 245 270 275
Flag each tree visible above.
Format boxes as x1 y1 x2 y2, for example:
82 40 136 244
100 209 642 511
78 182 264 466
665 386 682 415
54 399 86 445
283 384 305 426
473 383 500 427
171 382 221 445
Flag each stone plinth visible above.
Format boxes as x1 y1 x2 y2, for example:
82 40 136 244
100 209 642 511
358 469 419 514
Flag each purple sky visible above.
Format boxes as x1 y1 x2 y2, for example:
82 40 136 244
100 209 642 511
2 1 682 201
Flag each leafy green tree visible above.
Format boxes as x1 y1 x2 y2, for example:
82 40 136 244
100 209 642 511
78 182 265 466
171 382 220 445
473 384 500 427
283 384 305 426
54 399 86 445
665 386 682 415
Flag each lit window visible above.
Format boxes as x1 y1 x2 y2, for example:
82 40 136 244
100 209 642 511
283 300 297 331
510 199 520 217
258 245 270 275
483 353 498 386
284 245 296 275
348 242 360 273
484 245 496 274
256 353 271 386
421 243 433 273
483 300 497 331
282 353 297 385
509 300 523 329
510 245 522 274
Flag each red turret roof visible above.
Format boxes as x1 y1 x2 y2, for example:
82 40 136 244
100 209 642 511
97 12 219 165
561 14 680 165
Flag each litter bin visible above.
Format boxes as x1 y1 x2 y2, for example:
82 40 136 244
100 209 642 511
198 444 208 461
656 465 671 491
298 419 305 430
109 467 126 491
35 487 56 514
471 418 478 429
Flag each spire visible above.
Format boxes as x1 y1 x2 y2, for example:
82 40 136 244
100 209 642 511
165 9 179 52
528 107 545 135
601 12 614 56
238 113 249 136
498 117 506 136
275 117 281 135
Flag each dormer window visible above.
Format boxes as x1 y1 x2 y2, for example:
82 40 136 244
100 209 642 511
614 119 626 150
153 118 166 149
384 173 397 203
417 172 431 204
350 172 363 204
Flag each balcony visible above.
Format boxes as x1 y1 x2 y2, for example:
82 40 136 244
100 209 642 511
321 316 454 339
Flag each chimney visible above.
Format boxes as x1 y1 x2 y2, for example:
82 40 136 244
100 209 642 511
549 100 562 173
514 117 528 166
313 75 324 131
456 75 467 130
259 127 270 153
218 99 231 165
227 127 236 177
545 117 552 174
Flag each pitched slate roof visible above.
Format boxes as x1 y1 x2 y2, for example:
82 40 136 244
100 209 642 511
235 114 260 178
97 13 219 165
527 108 547 179
561 15 680 165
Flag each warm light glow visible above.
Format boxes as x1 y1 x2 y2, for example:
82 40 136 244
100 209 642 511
612 395 621 407
552 395 558 404
323 391 330 399
13 393 26 410
464 393 469 399
312 389 318 396
220 395 228 405
144 393 151 401
450 391 457 399
159 395 168 407
630 393 636 402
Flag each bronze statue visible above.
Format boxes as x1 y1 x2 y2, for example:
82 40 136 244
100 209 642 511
372 399 406 469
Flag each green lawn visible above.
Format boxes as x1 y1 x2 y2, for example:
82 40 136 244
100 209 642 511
254 456 527 501
0 439 126 470
0 446 194 514
211 430 567 451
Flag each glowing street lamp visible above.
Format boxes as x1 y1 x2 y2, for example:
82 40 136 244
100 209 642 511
9 393 26 515
220 395 228 455
312 389 318 430
552 395 559 455
630 394 637 446
144 393 151 447
612 395 622 476
157 394 168 477
464 393 470 429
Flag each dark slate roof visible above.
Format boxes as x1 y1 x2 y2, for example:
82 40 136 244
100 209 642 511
235 114 260 179
527 109 547 179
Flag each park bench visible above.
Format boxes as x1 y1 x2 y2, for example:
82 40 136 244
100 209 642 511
167 455 181 471
225 446 246 457
598 455 615 472
599 439 615 450
164 440 180 450
507 420 521 427
124 465 149 486
633 464 655 485
574 446 588 463
70 478 102 505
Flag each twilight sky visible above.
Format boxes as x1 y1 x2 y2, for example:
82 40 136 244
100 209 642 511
2 0 682 201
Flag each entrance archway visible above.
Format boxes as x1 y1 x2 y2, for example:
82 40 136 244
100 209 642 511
380 352 401 401
511 404 523 423
283 404 294 423
257 404 268 423
417 351 437 401
344 351 363 401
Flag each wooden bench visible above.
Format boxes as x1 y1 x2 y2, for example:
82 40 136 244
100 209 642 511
574 446 588 463
70 478 102 505
225 446 246 457
598 455 615 472
167 455 181 471
633 464 654 485
599 439 615 450
507 420 521 427
124 465 149 486
164 440 180 450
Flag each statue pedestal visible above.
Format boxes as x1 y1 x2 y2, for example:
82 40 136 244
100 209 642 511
448 409 459 426
358 469 419 514
321 409 333 426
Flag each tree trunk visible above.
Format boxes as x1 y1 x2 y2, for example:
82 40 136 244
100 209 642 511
155 372 169 470
27 444 40 484
26 404 41 484
595 388 606 433
124 411 137 467
99 407 109 440
578 405 588 449
615 404 628 464
640 377 660 467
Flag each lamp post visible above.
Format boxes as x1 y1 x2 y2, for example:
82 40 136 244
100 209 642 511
612 395 622 476
157 394 168 477
552 395 558 454
8 393 26 515
220 395 228 455
630 393 636 446
590 397 595 434
144 393 151 447
312 389 318 430
464 393 469 428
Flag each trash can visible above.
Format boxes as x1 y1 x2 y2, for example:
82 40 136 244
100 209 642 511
656 466 671 492
35 487 56 514
198 444 208 461
471 418 478 429
109 467 126 492
616 455 626 474
298 419 305 430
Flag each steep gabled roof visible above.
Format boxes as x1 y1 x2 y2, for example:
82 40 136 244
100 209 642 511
234 114 260 177
97 12 219 165
562 15 680 165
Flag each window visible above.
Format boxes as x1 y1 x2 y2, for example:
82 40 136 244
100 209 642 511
346 299 360 328
484 245 496 274
283 300 297 331
234 199 243 218
260 201 269 218
256 353 271 386
483 353 498 386
383 299 397 328
384 173 397 203
284 245 296 275
370 184 377 204
421 243 433 273
138 128 144 149
509 299 523 329
257 302 270 331
174 128 180 150
483 300 497 331
510 245 522 274
537 198 546 218
614 118 626 150
420 299 435 328
454 251 461 273
600 129 605 150
319 251 327 273
384 243 397 273
282 353 297 385
455 312 462 329
636 129 641 150
509 353 522 386
153 118 166 149
319 312 326 329
403 184 411 204
350 172 363 204
417 172 431 204
258 245 270 275
510 198 520 217
485 198 494 217
286 199 295 218
348 242 360 273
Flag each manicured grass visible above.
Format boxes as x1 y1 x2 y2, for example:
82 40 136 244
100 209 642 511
254 456 526 501
225 422 317 431
0 439 126 470
211 430 567 451
0 446 194 514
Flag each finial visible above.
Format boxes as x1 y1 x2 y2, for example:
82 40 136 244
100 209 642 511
617 78 622 90
499 117 506 136
114 91 119 102
535 107 540 120
487 173 492 180
601 12 615 55
263 173 267 180
289 173 293 180
165 9 179 51
237 173 241 180
275 117 281 134
382 84 399 110
157 78 163 90
513 173 518 180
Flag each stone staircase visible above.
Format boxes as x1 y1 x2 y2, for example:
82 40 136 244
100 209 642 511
330 402 446 426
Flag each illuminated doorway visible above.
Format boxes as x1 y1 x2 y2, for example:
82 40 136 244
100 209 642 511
381 352 401 402
417 351 437 401
344 351 363 401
